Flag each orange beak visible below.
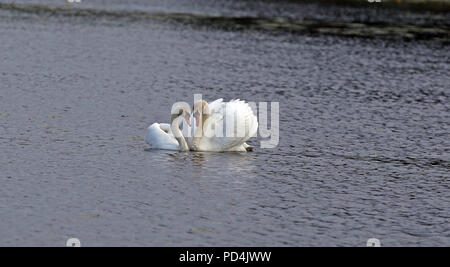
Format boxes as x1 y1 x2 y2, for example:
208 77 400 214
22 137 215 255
194 113 200 127
185 115 191 126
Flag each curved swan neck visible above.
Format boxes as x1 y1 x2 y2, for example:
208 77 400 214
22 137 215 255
192 101 210 150
171 116 189 151
193 101 210 137
176 135 189 151
202 102 211 125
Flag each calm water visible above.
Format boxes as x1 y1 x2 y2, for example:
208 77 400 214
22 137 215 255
0 0 449 246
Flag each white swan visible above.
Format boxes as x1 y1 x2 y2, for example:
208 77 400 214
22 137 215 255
145 104 191 151
189 99 258 152
145 123 179 150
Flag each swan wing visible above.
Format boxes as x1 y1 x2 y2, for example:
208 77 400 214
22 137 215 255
230 99 258 139
145 123 179 150
208 98 224 111
201 99 258 151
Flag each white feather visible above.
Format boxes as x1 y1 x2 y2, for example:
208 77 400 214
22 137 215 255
193 99 258 152
145 123 179 150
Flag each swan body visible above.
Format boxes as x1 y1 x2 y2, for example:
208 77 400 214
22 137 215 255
190 99 258 152
145 123 179 150
145 99 257 152
145 103 191 151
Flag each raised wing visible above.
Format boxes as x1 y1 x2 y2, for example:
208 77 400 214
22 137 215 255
202 99 258 151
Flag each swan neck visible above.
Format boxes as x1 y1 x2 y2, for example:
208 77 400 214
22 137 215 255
171 116 189 151
192 103 210 150
194 102 210 137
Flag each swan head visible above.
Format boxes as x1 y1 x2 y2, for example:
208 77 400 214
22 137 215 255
192 100 210 127
171 104 191 126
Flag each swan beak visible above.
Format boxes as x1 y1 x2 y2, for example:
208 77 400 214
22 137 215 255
194 112 200 127
185 115 191 126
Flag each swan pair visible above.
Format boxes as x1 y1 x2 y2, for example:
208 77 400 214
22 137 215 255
145 99 258 152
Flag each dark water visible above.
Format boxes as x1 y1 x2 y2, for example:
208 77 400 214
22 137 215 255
0 1 449 246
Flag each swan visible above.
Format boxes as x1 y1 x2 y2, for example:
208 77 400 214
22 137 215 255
145 104 191 151
189 99 258 152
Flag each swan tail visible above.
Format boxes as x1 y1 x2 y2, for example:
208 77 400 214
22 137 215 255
243 143 254 152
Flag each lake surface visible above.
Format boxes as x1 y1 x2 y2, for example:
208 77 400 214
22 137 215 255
0 0 449 246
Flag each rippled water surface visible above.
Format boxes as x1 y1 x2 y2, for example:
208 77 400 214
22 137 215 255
0 0 449 246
